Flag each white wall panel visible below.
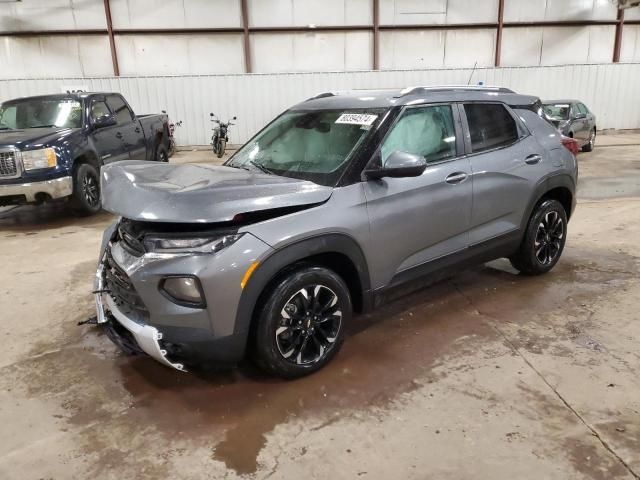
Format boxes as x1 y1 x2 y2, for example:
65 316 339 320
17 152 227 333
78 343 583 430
620 25 640 62
109 0 241 29
0 35 112 78
115 34 245 76
248 0 371 27
251 32 372 73
502 26 615 66
0 0 106 32
1 65 640 144
504 0 617 22
444 29 495 67
625 7 640 21
379 0 498 25
379 30 445 69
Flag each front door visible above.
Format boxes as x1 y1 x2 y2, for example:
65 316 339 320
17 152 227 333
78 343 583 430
106 95 146 160
89 98 128 164
363 104 472 289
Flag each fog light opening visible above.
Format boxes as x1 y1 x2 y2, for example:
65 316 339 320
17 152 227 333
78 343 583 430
160 276 206 308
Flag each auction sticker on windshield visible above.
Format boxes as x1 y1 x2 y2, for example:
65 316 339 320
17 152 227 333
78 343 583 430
335 113 378 126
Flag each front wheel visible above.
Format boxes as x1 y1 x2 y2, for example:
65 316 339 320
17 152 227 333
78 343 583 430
216 139 226 158
70 163 101 215
509 199 567 275
582 128 596 152
252 266 352 378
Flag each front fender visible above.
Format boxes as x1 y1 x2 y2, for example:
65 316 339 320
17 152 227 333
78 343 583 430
233 233 372 336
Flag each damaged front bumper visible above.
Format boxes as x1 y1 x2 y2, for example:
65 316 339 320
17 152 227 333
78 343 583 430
94 256 187 372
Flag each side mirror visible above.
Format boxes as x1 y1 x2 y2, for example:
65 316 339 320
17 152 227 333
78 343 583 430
365 151 427 180
573 112 586 120
93 114 117 129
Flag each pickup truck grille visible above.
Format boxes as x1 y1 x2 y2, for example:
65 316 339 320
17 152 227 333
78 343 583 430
104 247 148 320
0 151 18 178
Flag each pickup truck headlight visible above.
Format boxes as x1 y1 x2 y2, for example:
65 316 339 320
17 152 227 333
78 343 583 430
21 148 57 171
143 233 244 254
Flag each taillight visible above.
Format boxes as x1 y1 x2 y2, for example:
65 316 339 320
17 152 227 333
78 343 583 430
561 136 579 155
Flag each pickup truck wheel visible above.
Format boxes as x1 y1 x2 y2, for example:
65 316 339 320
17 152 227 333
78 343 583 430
509 199 567 275
70 163 101 215
155 144 169 162
252 266 352 378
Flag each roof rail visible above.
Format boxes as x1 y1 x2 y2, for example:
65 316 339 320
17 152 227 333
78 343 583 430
395 85 515 98
305 91 337 101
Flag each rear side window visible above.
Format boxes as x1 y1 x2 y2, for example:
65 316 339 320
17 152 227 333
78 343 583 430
464 103 518 153
106 95 134 125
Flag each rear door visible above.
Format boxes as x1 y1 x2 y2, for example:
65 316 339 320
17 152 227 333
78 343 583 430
106 95 146 160
363 103 473 288
461 102 555 245
88 97 128 164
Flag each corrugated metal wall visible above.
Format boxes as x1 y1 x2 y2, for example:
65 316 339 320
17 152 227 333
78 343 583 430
1 63 639 146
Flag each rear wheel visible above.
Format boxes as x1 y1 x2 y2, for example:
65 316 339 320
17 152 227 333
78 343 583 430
155 143 169 162
509 199 567 275
252 266 352 378
70 163 101 215
582 128 596 152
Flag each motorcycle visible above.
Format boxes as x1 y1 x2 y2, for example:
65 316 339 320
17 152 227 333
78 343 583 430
210 113 236 158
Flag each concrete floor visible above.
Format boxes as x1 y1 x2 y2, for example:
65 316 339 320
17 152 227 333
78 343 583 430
0 139 639 479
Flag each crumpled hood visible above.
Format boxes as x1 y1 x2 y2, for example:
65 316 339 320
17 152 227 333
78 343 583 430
101 161 333 223
0 127 77 149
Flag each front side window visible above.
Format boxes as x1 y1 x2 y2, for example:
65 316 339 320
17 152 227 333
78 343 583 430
0 98 82 129
577 103 588 115
381 105 456 165
228 108 386 186
464 103 518 153
90 100 111 122
106 95 134 125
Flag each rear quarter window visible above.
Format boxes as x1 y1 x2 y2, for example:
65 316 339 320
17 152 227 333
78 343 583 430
464 103 519 153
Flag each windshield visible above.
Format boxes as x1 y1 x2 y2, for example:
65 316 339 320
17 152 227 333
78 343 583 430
0 98 82 130
227 108 386 186
543 104 570 121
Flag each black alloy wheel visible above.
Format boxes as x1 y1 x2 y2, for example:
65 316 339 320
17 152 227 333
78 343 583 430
534 210 564 266
252 266 352 378
509 199 568 275
275 285 342 365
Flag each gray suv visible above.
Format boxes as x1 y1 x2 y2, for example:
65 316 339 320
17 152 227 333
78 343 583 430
94 87 577 378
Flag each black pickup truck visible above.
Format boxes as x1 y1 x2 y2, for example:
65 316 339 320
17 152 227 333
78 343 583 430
0 92 171 214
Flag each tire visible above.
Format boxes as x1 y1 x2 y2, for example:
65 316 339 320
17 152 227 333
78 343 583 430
252 266 352 378
509 199 567 275
70 163 101 215
582 128 596 152
216 139 226 158
155 143 169 162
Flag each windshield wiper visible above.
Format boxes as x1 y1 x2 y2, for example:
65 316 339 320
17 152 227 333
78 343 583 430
249 161 275 175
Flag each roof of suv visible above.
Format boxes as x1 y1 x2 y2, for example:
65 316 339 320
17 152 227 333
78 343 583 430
292 86 539 111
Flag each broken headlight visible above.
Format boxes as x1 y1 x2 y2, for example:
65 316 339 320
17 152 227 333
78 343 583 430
143 233 244 254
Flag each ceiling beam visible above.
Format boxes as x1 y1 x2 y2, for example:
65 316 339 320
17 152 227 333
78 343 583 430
103 0 119 76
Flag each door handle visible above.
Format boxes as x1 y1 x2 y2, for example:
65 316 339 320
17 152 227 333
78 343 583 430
525 154 542 165
445 172 468 184
115 132 123 139
134 127 141 133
